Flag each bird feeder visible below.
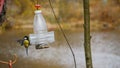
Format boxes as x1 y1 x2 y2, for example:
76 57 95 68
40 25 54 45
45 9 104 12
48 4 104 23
29 5 55 47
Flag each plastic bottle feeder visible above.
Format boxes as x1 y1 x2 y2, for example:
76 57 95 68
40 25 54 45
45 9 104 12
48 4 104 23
29 10 55 49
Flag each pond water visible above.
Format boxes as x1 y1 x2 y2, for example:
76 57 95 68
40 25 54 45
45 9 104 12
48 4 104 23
0 29 120 68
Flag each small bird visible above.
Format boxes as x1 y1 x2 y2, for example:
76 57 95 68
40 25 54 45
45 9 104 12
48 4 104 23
17 36 30 55
23 36 30 55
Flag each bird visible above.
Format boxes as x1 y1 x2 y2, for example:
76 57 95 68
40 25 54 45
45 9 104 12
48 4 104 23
17 36 30 55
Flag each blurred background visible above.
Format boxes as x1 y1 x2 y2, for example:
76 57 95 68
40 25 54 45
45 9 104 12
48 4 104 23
0 0 120 68
0 0 120 31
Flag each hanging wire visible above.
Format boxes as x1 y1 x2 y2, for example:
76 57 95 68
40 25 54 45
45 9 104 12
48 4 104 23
48 0 77 68
31 0 35 5
32 0 39 5
36 0 39 4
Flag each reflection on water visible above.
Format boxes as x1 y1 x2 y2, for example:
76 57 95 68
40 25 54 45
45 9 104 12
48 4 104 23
0 30 120 68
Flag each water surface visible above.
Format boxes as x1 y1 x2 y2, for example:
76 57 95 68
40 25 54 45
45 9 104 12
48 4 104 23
0 29 120 68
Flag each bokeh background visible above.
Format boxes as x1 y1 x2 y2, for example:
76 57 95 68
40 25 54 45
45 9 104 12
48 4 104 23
0 0 120 31
0 0 120 68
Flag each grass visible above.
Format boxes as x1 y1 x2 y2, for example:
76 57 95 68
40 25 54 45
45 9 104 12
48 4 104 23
0 0 119 32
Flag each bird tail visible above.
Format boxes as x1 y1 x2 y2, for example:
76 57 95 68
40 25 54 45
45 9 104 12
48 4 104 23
25 48 29 56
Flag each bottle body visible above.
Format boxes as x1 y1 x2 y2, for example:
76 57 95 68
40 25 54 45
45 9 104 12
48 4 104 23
29 10 55 45
34 10 47 34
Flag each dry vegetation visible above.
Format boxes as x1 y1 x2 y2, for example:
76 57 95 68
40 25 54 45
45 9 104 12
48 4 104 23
2 0 120 31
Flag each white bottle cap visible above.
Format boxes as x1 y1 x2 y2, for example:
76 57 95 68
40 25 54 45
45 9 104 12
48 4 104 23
34 10 42 14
